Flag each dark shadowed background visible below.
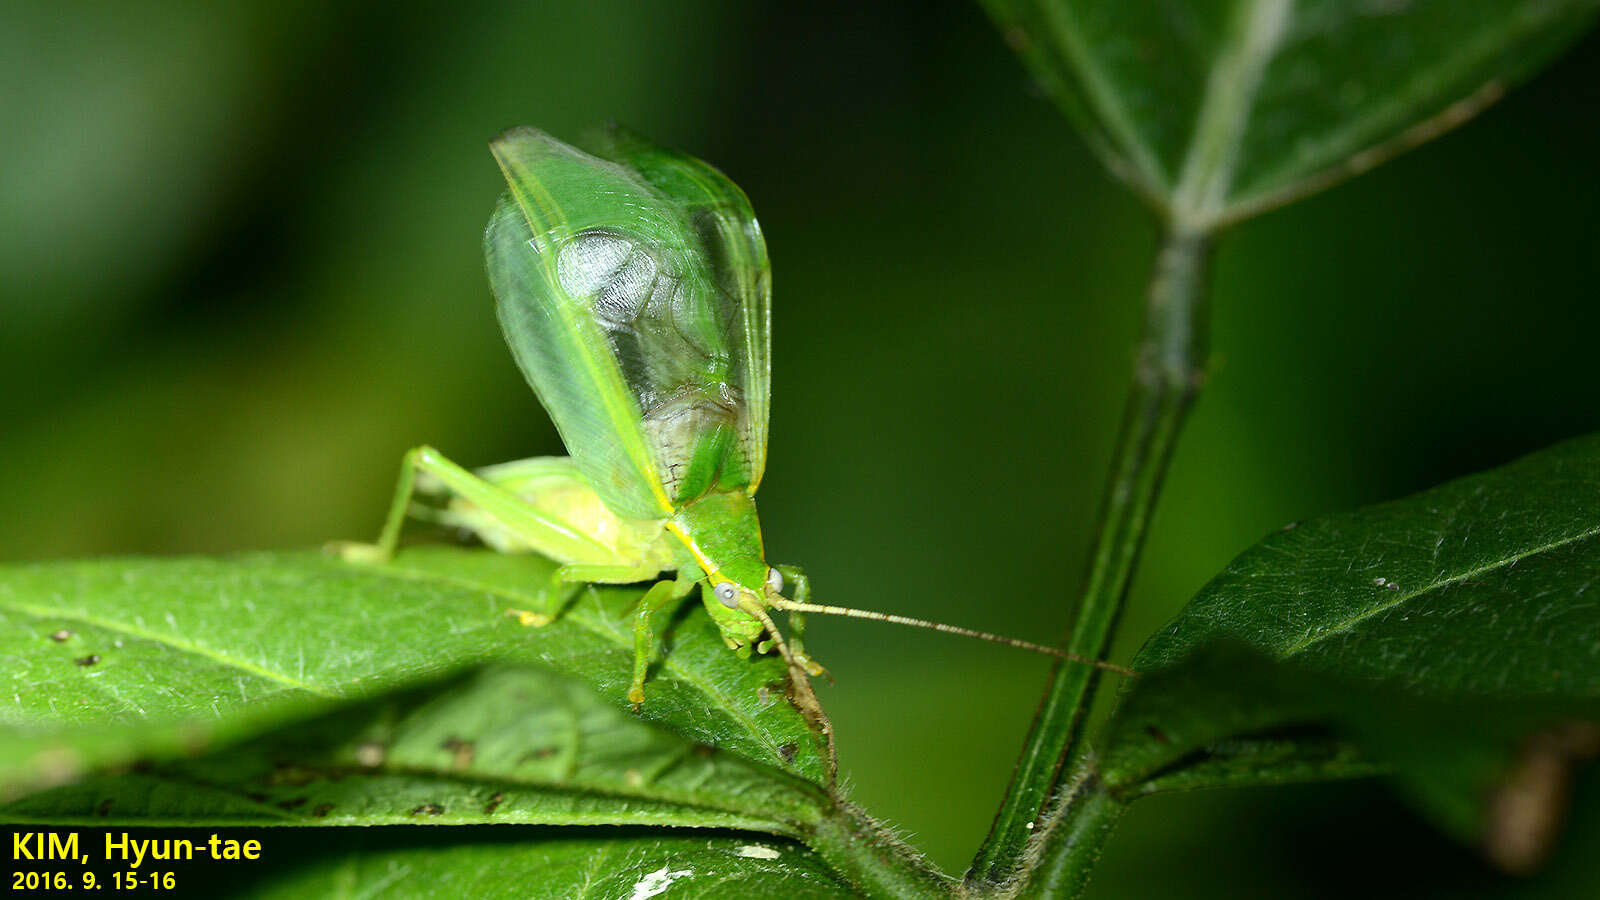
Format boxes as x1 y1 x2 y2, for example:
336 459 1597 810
5 0 1599 893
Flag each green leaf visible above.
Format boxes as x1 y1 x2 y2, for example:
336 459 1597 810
1119 725 1386 799
236 828 855 900
982 0 1600 228
1100 433 1600 838
0 547 830 798
3 664 825 833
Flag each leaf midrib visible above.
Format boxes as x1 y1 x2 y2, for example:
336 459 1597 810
0 596 336 699
1276 522 1600 658
1229 0 1590 215
1171 0 1294 227
151 764 810 833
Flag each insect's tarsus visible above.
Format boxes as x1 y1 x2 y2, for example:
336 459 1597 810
766 598 1136 677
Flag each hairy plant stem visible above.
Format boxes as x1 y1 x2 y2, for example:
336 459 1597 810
966 229 1211 889
804 799 956 899
1015 758 1126 899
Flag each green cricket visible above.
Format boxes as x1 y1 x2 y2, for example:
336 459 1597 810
339 125 1130 706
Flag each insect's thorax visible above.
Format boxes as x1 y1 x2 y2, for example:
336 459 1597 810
666 490 767 591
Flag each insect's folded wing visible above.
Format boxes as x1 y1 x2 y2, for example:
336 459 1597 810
487 126 773 515
486 129 675 520
594 126 772 495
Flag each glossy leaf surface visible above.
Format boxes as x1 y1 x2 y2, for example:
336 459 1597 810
1101 434 1600 837
4 664 825 833
0 547 830 799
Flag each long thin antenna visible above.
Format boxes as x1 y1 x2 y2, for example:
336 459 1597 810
768 598 1135 677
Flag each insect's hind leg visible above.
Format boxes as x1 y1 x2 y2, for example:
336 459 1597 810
337 446 602 560
336 445 528 563
336 446 642 628
332 445 437 565
776 565 827 678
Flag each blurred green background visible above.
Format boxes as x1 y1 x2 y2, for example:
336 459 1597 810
5 0 1599 893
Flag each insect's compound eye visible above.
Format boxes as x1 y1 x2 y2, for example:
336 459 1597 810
765 567 784 594
713 582 740 609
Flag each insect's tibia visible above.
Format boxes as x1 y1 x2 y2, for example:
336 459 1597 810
766 599 1135 676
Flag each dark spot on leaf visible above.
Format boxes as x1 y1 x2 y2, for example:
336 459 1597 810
1145 725 1171 745
484 792 504 814
245 792 269 804
74 654 101 667
275 797 308 810
312 803 334 818
95 799 113 817
761 678 790 707
520 747 559 762
410 803 445 817
693 744 716 758
777 742 798 763
442 737 475 769
268 764 317 786
49 629 72 642
1004 26 1030 52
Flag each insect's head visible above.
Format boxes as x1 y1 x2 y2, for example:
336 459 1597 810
707 566 784 608
701 565 785 655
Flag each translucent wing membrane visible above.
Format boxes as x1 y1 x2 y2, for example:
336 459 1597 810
593 126 772 493
487 127 771 519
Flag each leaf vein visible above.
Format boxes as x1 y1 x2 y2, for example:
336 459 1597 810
1278 523 1600 657
349 563 798 772
0 597 336 699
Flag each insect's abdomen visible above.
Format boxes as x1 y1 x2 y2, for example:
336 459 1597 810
427 456 673 570
644 385 760 502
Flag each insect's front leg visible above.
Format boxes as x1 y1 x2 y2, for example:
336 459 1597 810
629 572 699 708
776 564 827 678
508 564 661 627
